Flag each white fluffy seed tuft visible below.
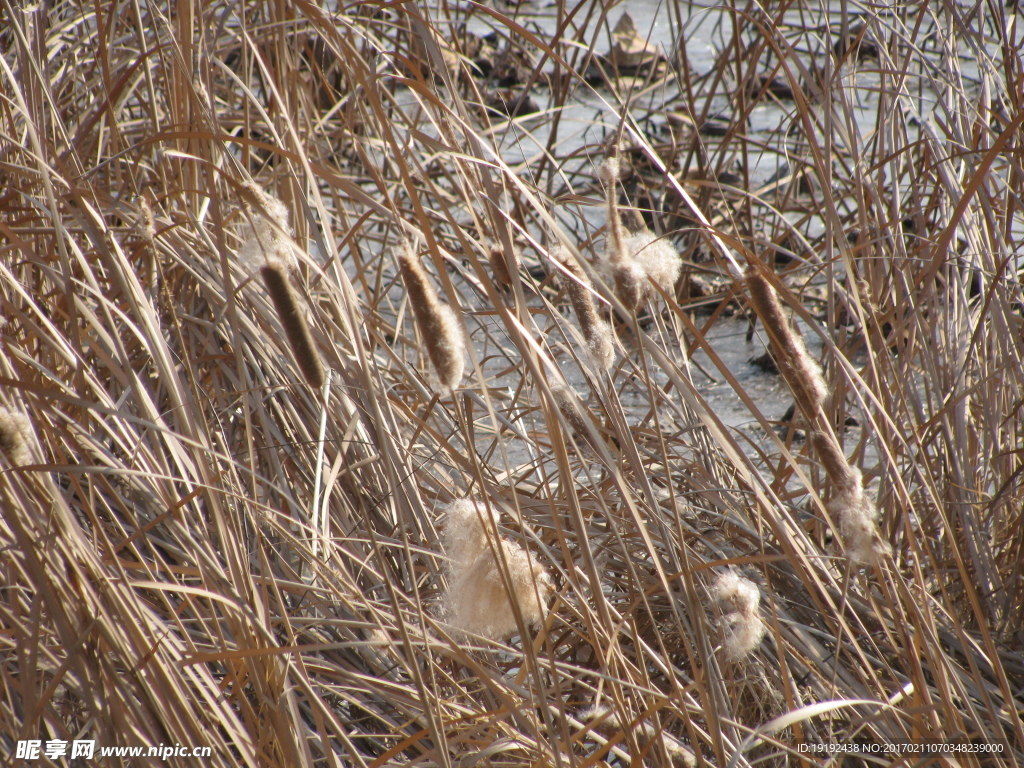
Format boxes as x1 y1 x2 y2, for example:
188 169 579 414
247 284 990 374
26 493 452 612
712 571 766 661
0 408 35 467
439 499 552 640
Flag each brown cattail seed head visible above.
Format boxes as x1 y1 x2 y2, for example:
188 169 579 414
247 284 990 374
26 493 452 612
487 244 516 286
745 268 827 417
261 260 326 389
397 246 466 391
551 246 614 371
811 431 860 491
0 408 34 467
612 261 644 311
551 385 596 444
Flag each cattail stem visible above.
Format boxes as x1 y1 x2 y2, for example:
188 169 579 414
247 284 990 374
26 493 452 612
600 153 643 311
397 245 466 391
261 261 326 389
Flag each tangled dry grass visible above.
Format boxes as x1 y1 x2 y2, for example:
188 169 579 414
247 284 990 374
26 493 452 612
2 0 1023 765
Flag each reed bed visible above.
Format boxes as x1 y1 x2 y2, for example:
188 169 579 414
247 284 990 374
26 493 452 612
1 1 1022 766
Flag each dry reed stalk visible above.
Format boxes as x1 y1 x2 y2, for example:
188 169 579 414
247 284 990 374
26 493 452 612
260 260 326 389
551 244 614 371
397 244 466 391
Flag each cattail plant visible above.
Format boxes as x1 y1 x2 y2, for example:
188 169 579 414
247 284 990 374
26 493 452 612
582 703 696 767
439 499 552 639
550 244 614 371
237 183 300 272
487 242 518 287
745 266 888 564
550 384 606 454
596 152 682 310
744 268 827 415
0 407 34 467
397 244 466 391
712 570 766 661
599 154 644 311
261 260 326 389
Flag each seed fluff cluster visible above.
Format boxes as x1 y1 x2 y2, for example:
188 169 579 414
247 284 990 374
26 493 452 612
596 153 681 310
0 407 35 467
712 570 766 661
439 498 552 640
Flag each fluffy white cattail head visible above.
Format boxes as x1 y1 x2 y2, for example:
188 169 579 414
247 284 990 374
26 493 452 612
442 539 552 639
237 185 300 272
0 408 34 467
810 435 890 565
712 571 766 661
441 498 500 572
627 230 682 298
823 465 892 564
439 499 552 640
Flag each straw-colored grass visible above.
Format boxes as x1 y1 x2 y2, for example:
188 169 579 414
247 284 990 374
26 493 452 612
1 1 1022 766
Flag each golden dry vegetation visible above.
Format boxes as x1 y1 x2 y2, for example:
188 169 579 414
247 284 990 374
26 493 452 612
1 1 1023 766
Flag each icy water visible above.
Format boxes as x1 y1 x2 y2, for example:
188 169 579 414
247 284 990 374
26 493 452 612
438 0 851 458
378 0 990 471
